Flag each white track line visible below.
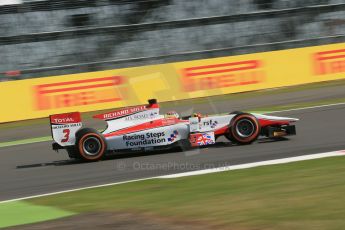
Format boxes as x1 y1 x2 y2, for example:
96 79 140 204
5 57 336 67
0 102 344 202
0 150 344 204
158 150 345 178
0 177 156 204
267 102 345 114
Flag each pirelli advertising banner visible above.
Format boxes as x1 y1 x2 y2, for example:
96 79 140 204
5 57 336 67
0 42 344 123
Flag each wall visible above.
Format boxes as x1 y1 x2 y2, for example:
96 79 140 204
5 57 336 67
0 42 344 123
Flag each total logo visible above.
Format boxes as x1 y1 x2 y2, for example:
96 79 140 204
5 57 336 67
53 118 75 123
203 120 218 128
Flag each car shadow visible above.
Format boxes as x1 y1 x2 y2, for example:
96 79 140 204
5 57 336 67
16 137 289 169
16 148 183 169
16 160 80 169
257 137 289 143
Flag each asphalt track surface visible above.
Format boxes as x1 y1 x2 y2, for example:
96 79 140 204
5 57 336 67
1 82 345 143
1 93 345 201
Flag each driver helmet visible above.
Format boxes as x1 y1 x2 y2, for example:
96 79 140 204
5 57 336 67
192 113 202 118
165 111 180 118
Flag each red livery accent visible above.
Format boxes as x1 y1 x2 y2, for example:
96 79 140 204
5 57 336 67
189 133 215 147
48 98 298 162
104 118 187 138
147 102 159 109
93 105 153 120
214 126 229 135
93 101 159 120
61 129 70 142
50 112 81 124
258 119 290 127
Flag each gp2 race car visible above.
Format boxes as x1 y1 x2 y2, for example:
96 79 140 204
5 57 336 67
50 99 298 162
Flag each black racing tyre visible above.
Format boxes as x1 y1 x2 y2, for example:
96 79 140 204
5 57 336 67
75 128 107 162
225 113 260 145
229 111 244 115
66 146 81 160
178 139 192 152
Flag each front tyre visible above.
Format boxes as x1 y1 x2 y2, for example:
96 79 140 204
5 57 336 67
225 113 260 145
76 128 107 162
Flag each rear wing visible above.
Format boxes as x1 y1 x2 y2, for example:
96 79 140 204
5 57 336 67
91 99 161 134
49 112 83 146
93 99 159 121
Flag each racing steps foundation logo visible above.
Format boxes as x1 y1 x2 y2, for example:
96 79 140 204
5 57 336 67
34 76 124 110
167 130 179 142
123 132 166 147
181 60 265 92
313 49 345 75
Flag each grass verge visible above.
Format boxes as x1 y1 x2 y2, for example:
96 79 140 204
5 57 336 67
0 136 52 148
0 201 75 228
18 156 345 230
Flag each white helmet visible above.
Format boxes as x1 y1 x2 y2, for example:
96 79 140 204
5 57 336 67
165 111 180 118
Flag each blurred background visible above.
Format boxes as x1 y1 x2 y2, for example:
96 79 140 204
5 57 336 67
1 0 344 80
1 2 345 229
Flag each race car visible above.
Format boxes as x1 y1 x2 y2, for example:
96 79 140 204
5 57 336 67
50 99 298 161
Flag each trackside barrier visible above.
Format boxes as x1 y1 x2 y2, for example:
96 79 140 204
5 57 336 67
0 42 344 123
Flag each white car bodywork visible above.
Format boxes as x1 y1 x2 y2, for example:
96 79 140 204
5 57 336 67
51 101 298 153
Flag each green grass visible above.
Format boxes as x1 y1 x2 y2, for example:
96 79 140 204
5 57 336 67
0 201 75 228
27 156 345 230
0 136 52 148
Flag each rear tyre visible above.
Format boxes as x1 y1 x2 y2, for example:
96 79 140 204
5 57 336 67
66 146 81 160
76 128 107 162
225 113 260 145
